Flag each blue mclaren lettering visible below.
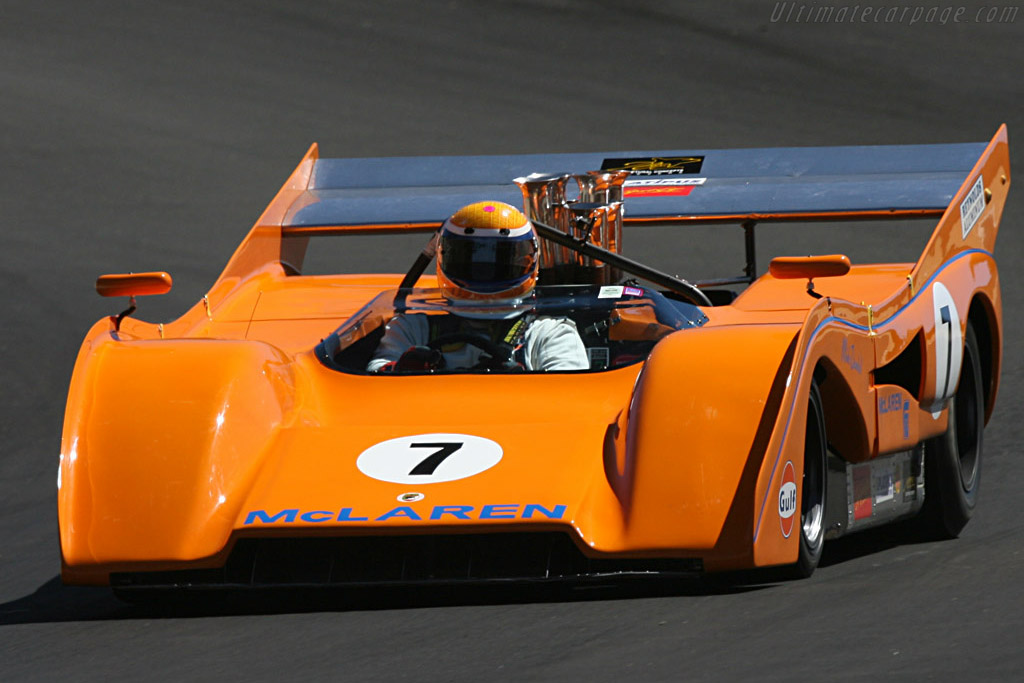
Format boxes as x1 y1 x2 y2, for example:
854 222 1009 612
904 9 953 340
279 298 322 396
430 505 473 520
243 504 569 525
376 506 422 521
480 504 519 519
522 504 567 519
244 509 299 525
337 507 369 521
841 339 863 373
879 393 902 414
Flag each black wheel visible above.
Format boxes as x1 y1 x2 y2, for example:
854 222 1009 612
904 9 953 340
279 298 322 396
788 380 827 578
919 322 983 538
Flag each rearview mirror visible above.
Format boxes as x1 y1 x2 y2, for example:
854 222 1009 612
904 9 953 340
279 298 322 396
96 272 173 297
95 272 173 332
768 255 851 280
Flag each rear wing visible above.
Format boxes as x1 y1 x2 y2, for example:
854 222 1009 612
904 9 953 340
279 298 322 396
215 126 1009 294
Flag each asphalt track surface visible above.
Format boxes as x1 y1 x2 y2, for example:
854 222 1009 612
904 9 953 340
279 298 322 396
2 1 1022 680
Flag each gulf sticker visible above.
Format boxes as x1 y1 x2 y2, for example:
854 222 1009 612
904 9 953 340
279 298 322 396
623 185 695 198
852 464 872 520
778 461 797 538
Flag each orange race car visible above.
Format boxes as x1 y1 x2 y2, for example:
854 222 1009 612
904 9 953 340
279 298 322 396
59 126 1010 595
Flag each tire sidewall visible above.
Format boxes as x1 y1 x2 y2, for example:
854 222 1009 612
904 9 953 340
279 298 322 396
924 322 984 537
793 381 827 577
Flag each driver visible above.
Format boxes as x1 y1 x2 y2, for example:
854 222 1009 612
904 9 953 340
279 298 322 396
367 201 589 373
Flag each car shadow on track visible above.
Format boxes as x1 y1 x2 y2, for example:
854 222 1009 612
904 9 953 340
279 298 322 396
0 574 763 623
818 517 937 569
0 577 131 625
0 523 939 624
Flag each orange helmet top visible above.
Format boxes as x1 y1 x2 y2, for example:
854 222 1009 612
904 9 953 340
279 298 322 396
437 201 539 305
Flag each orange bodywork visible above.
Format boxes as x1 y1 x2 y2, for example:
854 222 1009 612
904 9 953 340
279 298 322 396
59 128 1010 584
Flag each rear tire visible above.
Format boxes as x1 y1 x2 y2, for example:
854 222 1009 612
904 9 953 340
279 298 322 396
919 322 983 538
788 380 827 578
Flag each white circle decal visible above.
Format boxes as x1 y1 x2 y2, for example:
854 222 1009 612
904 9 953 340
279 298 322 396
357 434 503 484
930 281 963 416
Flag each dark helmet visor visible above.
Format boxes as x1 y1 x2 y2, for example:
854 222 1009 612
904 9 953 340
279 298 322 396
440 232 537 293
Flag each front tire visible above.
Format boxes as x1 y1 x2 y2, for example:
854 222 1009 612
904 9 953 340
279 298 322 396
919 322 984 538
789 380 827 578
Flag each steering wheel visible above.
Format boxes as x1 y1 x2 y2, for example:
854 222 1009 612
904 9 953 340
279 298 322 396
426 332 516 371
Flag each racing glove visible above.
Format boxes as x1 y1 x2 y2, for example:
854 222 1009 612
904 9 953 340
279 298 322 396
395 345 446 371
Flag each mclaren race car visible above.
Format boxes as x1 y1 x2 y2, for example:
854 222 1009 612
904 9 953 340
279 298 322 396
59 126 1010 593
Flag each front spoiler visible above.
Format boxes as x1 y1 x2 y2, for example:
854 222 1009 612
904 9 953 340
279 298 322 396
110 532 703 592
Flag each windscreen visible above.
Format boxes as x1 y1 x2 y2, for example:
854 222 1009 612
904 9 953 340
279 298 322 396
316 285 708 374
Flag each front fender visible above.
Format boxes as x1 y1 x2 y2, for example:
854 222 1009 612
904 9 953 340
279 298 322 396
620 324 798 565
59 336 299 583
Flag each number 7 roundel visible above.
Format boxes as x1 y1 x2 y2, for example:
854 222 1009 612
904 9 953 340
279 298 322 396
929 282 963 415
356 433 504 484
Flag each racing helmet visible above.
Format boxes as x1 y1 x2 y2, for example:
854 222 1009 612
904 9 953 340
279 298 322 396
437 201 539 306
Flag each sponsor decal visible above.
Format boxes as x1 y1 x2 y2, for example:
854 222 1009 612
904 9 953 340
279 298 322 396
357 434 502 485
873 467 895 504
243 503 568 526
622 177 706 198
853 464 872 520
903 400 910 440
623 177 707 187
779 461 797 538
601 155 705 176
587 346 610 370
841 338 863 373
903 475 918 502
959 175 985 239
878 392 901 414
623 185 695 198
623 286 644 297
598 285 624 299
878 391 912 442
398 492 424 502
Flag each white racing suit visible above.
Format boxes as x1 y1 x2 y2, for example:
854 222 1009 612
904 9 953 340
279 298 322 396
366 313 589 372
